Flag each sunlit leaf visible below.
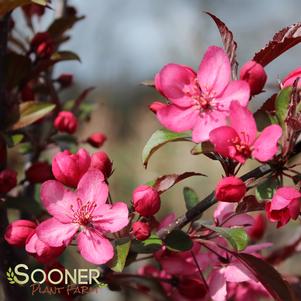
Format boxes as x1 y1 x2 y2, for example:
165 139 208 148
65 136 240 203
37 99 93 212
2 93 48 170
50 51 81 62
183 187 199 210
275 87 292 127
131 235 163 254
108 238 131 272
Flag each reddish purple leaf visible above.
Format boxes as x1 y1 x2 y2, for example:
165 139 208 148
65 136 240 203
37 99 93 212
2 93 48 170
254 22 301 66
236 195 265 214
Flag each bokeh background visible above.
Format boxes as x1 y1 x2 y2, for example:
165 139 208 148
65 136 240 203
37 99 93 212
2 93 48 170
12 0 301 300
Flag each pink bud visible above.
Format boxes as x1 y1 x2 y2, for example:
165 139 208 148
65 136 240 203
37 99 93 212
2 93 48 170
57 73 73 88
133 185 161 217
31 32 54 58
26 162 53 183
52 148 91 187
5 220 36 247
90 151 112 178
87 132 107 148
132 221 151 240
240 60 267 95
281 67 301 88
215 176 246 203
54 111 77 134
266 187 301 228
0 169 17 194
247 214 266 240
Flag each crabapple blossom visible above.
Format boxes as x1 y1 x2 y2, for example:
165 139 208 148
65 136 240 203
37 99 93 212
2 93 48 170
133 185 161 217
132 221 151 240
209 101 282 163
0 168 17 194
90 151 112 178
215 176 246 203
5 220 36 247
240 60 267 95
36 169 129 264
87 132 107 148
152 46 250 142
54 111 78 134
281 67 301 88
52 148 90 187
265 187 301 228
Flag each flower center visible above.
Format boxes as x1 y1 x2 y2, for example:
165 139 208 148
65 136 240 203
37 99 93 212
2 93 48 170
71 198 97 227
231 136 252 158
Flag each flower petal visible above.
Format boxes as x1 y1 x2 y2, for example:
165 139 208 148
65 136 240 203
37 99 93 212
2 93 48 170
155 64 197 107
76 169 109 206
77 230 114 264
156 104 199 132
252 124 282 162
209 269 227 301
36 218 78 247
93 202 129 233
224 261 254 282
40 180 78 223
198 46 231 97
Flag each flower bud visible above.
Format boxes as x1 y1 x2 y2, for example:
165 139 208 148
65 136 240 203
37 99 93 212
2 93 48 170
240 60 267 95
133 185 161 217
215 176 246 203
54 111 77 134
5 220 36 247
132 221 151 240
31 32 54 59
266 187 301 228
90 151 112 178
57 74 73 88
87 132 107 148
281 67 301 88
248 213 266 240
0 169 17 194
26 162 53 183
52 148 91 187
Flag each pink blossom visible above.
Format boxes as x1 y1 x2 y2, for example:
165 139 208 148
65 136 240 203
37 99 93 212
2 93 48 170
215 176 246 203
266 187 301 228
54 111 77 134
281 67 301 88
52 148 91 187
153 46 250 142
209 101 282 163
90 151 112 178
36 169 129 264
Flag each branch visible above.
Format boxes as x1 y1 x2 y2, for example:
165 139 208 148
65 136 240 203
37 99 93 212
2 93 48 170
157 144 301 239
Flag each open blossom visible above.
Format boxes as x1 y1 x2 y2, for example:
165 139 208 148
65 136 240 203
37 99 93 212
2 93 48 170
36 169 129 264
281 67 301 88
266 187 301 228
209 101 282 163
152 46 250 142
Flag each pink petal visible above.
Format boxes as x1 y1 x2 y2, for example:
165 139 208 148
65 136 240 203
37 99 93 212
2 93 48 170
157 213 176 231
224 214 254 228
282 67 301 88
252 125 282 162
277 187 301 200
214 202 235 225
229 101 257 144
77 229 114 264
93 202 129 233
270 195 292 211
244 242 273 254
209 269 227 301
40 180 78 223
217 80 250 110
198 46 231 97
156 104 199 132
209 126 239 157
36 218 78 247
192 111 227 142
289 198 301 219
76 169 108 206
155 64 197 107
224 261 254 282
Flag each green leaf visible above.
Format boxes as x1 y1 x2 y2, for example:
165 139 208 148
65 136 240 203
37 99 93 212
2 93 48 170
275 87 292 127
12 101 55 130
256 176 281 200
131 235 162 254
4 134 24 148
165 230 193 252
183 187 199 210
50 51 81 62
108 238 131 272
142 129 191 168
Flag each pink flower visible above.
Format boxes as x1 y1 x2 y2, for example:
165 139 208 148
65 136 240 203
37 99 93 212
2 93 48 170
240 60 267 95
153 46 250 142
0 169 17 194
265 187 301 228
132 221 151 241
54 111 77 134
52 148 91 187
209 101 282 163
36 169 129 264
281 67 301 88
25 161 53 183
87 132 107 148
5 220 36 247
90 151 112 178
133 185 161 217
215 176 246 203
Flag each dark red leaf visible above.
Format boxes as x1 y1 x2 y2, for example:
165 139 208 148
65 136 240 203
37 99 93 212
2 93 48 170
234 253 296 301
206 12 238 76
236 195 265 214
253 22 301 66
